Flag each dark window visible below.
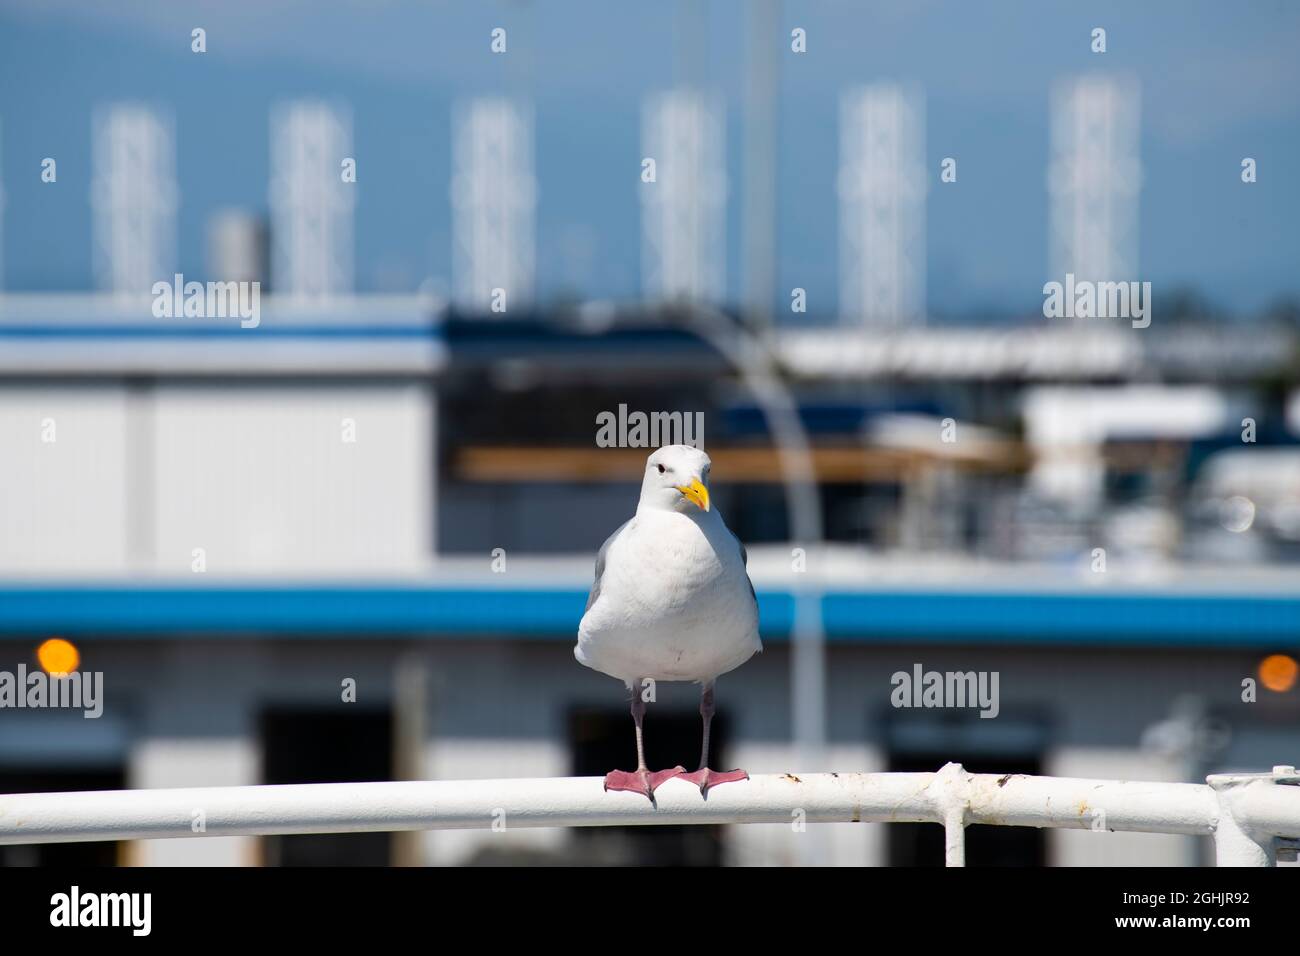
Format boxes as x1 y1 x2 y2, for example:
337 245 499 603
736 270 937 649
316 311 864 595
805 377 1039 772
887 752 1046 866
260 708 392 866
0 768 125 867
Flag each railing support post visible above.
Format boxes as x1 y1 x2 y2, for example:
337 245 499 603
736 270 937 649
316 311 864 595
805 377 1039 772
936 762 969 867
1208 765 1299 867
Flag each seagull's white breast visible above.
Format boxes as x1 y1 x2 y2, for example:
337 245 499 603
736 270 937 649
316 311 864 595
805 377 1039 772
575 508 761 686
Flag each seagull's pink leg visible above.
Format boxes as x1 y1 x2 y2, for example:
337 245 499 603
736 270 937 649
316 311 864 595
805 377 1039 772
604 682 684 803
680 681 748 797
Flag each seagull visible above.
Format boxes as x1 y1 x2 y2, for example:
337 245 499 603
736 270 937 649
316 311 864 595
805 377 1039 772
576 444 761 802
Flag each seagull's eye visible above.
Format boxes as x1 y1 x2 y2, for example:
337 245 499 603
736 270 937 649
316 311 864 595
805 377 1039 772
656 464 666 474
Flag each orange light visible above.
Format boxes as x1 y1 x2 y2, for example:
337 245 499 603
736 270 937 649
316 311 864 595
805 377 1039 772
1259 654 1298 693
37 637 79 677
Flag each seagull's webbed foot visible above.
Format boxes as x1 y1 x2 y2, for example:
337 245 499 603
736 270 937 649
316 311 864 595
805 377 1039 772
603 766 685 803
679 767 749 798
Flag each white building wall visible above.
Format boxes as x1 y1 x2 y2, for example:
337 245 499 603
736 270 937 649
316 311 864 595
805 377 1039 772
151 385 432 575
0 387 130 574
0 383 435 577
127 738 260 867
422 738 571 865
727 741 884 867
1045 747 1197 867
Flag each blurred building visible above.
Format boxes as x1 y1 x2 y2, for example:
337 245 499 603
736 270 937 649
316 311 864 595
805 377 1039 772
451 97 536 312
91 104 177 298
0 293 1297 867
269 101 354 299
0 34 1297 866
1049 75 1141 288
838 84 926 326
641 90 727 304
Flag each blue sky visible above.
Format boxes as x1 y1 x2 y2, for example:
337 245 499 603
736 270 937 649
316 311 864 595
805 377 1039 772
1 0 1297 316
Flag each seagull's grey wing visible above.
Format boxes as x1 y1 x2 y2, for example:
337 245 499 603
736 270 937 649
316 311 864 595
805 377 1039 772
585 518 633 614
728 528 757 606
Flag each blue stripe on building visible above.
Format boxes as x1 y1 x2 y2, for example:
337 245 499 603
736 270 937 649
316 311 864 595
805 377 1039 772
0 586 1296 647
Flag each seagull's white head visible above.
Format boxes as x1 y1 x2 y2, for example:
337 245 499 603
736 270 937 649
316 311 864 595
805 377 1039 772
639 444 712 515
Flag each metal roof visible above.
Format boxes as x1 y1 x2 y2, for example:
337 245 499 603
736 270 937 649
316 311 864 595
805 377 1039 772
0 293 446 374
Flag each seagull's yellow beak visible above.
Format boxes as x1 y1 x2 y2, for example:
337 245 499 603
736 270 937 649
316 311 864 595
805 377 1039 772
676 477 710 512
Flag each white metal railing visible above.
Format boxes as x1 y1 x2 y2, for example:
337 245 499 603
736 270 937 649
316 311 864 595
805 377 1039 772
2 763 1298 866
